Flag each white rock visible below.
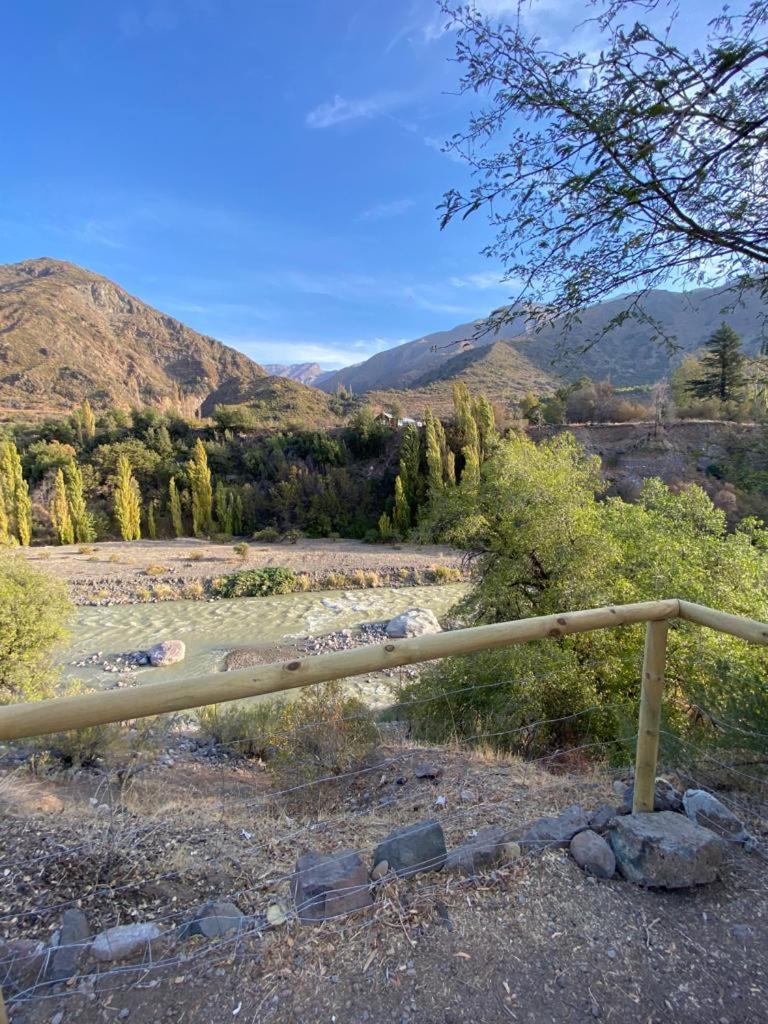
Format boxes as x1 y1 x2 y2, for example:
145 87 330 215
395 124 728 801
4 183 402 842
91 922 162 962
385 608 442 639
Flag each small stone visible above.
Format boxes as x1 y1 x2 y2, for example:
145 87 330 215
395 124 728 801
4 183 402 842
373 820 447 877
91 923 162 962
118 1011 130 1021
682 789 748 842
445 827 521 875
459 789 477 804
609 811 726 888
523 805 589 851
415 763 441 780
179 900 245 939
52 1013 64 1024
266 904 289 927
569 830 616 879
147 640 186 667
49 908 90 982
371 860 389 881
292 849 373 924
731 924 754 940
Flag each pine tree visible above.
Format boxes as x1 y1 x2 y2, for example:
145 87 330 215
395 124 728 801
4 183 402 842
147 501 157 540
424 409 444 495
114 455 141 541
393 474 411 537
51 468 75 545
64 461 95 543
188 439 213 536
688 323 746 402
168 477 184 538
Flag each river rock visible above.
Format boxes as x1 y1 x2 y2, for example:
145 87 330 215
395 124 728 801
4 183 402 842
179 900 245 939
373 820 447 877
523 805 589 851
682 789 748 842
385 608 441 639
609 811 726 888
292 849 373 924
569 829 616 879
147 640 186 667
445 826 521 875
91 922 163 962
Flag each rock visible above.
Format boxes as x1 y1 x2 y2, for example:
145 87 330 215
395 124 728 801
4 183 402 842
292 849 373 924
146 640 186 667
0 939 46 992
179 900 245 939
266 903 289 927
459 789 477 804
682 789 748 842
385 608 442 639
48 908 91 982
91 922 163 962
523 805 589 851
445 827 521 875
370 860 389 881
617 778 683 814
569 830 616 879
609 811 726 888
373 820 447 877
589 804 618 831
415 763 441 780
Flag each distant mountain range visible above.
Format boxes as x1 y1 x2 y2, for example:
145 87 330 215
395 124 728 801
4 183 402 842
318 285 768 398
264 362 330 386
0 259 340 424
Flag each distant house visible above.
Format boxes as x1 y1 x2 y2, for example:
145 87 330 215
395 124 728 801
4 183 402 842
374 411 424 428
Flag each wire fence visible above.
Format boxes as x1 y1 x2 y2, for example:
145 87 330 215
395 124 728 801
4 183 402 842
1 669 767 1020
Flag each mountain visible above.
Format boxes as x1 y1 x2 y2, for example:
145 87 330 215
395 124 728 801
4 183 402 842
318 285 768 398
0 258 271 416
264 362 328 385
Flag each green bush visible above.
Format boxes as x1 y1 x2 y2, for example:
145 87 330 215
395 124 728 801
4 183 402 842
252 527 281 543
213 566 298 597
197 700 284 759
0 557 72 703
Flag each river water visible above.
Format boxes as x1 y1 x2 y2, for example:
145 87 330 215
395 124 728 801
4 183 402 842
59 583 468 695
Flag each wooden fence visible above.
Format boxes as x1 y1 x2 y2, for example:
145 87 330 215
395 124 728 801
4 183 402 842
0 597 767 1021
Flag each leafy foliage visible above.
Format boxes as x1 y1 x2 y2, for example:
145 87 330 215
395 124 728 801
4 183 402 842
213 566 299 597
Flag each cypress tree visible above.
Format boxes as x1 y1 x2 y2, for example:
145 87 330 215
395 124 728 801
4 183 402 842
231 491 244 537
188 439 213 537
215 480 232 533
393 474 411 537
424 409 443 495
688 323 746 402
80 399 96 442
398 423 421 509
114 455 141 541
147 501 157 540
64 460 95 543
169 477 184 538
51 468 75 545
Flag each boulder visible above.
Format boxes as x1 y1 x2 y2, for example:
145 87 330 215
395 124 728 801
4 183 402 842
292 849 373 924
48 909 91 982
179 900 245 939
682 789 748 842
569 829 616 879
588 804 618 832
617 778 683 814
91 922 163 962
608 811 726 888
523 805 589 851
385 608 441 639
445 826 521 876
147 640 186 667
415 763 441 780
373 820 447 877
0 939 47 993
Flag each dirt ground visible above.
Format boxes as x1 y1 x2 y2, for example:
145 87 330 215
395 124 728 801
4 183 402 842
1 740 766 1024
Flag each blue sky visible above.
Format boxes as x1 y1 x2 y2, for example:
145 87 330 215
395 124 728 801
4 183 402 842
0 1 718 369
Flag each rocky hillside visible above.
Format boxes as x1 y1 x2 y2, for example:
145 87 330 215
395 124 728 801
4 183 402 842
264 362 329 385
318 285 768 397
0 258 271 415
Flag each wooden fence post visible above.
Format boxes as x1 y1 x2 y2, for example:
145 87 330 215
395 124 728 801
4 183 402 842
0 984 8 1024
633 618 669 813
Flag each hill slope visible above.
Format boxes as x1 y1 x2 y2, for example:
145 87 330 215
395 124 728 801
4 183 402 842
0 258 271 415
264 362 327 385
318 285 768 396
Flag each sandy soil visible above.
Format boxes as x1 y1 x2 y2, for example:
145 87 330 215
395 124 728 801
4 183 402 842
2 741 766 1024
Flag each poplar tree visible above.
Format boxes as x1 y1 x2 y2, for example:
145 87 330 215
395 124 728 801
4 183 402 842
473 395 496 460
147 501 157 540
79 399 96 442
188 439 213 536
424 409 444 495
230 491 244 537
215 480 232 534
0 489 10 546
393 474 411 537
461 444 481 492
64 460 95 543
398 423 421 509
51 468 75 545
0 441 32 546
114 455 141 541
168 477 184 538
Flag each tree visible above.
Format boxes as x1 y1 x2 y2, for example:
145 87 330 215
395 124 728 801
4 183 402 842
0 489 10 546
398 423 422 510
168 477 184 538
188 439 213 536
113 455 141 541
50 468 75 545
393 475 411 537
0 440 32 545
215 480 233 534
438 1 768 344
64 460 95 543
76 398 96 443
460 444 480 491
688 323 746 402
146 501 157 540
0 556 72 702
425 409 444 495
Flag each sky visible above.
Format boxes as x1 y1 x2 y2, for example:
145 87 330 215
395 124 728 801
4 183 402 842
0 0 720 370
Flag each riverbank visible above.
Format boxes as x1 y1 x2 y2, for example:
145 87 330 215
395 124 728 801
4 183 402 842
19 538 466 606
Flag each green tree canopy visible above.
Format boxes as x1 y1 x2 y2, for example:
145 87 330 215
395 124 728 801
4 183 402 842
687 323 746 402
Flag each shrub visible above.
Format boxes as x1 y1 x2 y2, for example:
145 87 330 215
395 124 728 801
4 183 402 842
143 564 170 577
294 573 313 591
0 557 72 703
77 545 95 555
134 587 152 602
213 566 298 598
197 700 285 759
186 550 204 561
252 527 281 543
423 564 462 584
181 580 205 600
211 532 233 543
152 583 176 601
232 541 250 562
350 569 380 588
323 571 348 589
282 528 301 544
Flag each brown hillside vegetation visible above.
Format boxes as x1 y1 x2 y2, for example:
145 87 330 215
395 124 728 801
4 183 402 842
0 258 271 415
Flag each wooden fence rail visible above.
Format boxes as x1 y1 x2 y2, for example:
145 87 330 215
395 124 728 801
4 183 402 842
1 597 768 1020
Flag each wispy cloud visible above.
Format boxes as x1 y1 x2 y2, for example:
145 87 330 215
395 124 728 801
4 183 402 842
358 198 416 222
305 91 411 129
449 271 511 290
222 335 405 370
